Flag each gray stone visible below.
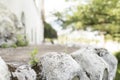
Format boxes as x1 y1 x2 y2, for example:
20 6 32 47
38 52 89 80
11 65 36 80
0 57 10 80
94 48 118 80
0 47 117 80
71 48 109 80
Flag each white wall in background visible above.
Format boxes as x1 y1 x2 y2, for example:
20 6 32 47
1 0 44 45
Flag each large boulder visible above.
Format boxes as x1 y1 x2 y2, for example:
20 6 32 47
94 48 118 80
0 3 25 47
37 52 90 80
71 48 109 80
0 57 11 80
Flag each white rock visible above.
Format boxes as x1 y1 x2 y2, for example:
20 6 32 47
71 48 109 80
12 65 36 80
39 52 89 80
0 57 10 80
94 48 118 80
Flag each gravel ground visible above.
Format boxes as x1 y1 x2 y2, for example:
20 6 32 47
0 44 79 64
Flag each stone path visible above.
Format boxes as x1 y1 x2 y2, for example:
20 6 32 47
0 44 79 64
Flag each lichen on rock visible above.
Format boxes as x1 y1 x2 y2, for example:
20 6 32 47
8 64 36 80
38 52 83 80
71 47 109 80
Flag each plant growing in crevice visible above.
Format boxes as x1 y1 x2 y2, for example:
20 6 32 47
29 48 39 66
29 48 44 79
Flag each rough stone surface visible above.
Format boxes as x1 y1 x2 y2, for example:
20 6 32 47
71 48 109 80
0 3 24 47
10 65 36 80
0 57 10 80
38 52 89 80
0 46 118 80
94 48 118 80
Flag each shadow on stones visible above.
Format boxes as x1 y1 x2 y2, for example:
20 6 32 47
7 64 18 80
102 69 108 80
31 62 45 80
72 76 80 80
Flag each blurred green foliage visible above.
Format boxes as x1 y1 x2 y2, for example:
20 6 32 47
0 35 28 48
44 22 57 39
0 43 9 48
115 51 120 80
11 44 17 48
54 0 120 41
16 35 28 47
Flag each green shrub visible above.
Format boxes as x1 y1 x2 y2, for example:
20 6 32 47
16 40 28 47
0 43 9 48
0 35 28 48
115 64 120 80
29 48 39 66
11 44 17 48
44 22 58 39
16 35 28 47
115 51 120 62
115 51 120 80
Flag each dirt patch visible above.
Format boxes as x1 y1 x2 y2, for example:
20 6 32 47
0 44 79 64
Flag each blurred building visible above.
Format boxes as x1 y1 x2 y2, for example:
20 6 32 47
0 0 44 45
58 29 120 53
58 29 104 46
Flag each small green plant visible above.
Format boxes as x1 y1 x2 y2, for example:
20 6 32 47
29 48 39 66
0 43 9 48
16 35 28 47
11 44 17 48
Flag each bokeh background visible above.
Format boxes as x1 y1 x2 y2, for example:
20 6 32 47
44 0 120 80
